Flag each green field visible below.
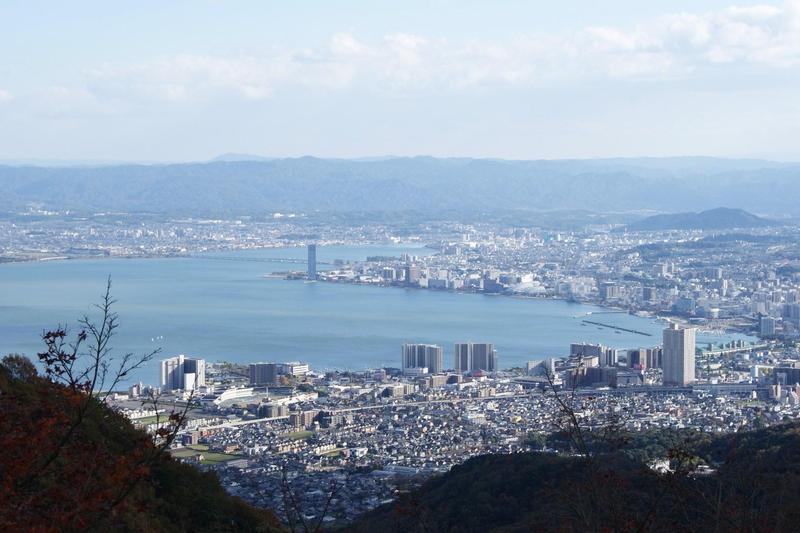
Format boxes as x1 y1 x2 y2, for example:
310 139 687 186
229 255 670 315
171 448 201 459
170 445 239 464
196 452 241 464
286 430 314 440
131 415 162 425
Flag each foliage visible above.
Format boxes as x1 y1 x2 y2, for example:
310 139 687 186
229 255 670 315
0 357 282 532
0 353 37 381
348 422 800 532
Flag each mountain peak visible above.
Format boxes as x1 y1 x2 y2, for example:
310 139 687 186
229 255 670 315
627 207 774 231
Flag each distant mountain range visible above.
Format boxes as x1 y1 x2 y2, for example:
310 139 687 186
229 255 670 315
0 156 798 217
625 207 776 231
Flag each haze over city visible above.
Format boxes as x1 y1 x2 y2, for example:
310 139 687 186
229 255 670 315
3 2 800 532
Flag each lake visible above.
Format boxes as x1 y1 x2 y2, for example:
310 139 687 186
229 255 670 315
0 244 749 385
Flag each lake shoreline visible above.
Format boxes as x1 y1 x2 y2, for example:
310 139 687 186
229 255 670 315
289 275 753 339
0 244 756 385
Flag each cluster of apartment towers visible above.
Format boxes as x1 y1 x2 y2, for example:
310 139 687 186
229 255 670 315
160 357 309 391
401 342 498 376
570 323 696 386
401 324 697 386
159 325 696 391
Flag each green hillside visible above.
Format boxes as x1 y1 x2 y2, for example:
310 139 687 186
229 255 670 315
348 423 800 532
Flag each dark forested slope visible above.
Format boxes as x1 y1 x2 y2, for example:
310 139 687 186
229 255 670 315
348 423 800 532
0 358 283 532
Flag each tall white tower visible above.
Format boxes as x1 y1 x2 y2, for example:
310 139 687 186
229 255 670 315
307 244 317 281
160 355 205 392
662 324 696 386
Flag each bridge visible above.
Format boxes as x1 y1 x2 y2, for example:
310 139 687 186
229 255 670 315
573 310 627 318
191 255 332 265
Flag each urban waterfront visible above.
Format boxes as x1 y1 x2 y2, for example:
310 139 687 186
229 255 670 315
0 244 749 385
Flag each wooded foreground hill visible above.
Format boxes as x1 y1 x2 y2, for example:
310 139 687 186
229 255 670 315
0 357 283 532
348 422 800 532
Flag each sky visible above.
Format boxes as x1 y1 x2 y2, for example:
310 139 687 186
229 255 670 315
1 0 799 162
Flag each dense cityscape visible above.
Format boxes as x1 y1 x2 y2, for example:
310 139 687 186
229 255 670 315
5 1 800 530
38 211 793 524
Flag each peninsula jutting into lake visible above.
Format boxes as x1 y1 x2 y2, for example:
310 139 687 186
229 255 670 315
0 244 752 386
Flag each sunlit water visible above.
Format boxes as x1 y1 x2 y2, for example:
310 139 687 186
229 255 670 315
0 244 751 385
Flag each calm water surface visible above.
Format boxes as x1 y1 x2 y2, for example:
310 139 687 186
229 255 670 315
0 244 750 385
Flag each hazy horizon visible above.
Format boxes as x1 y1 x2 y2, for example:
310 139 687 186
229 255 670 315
2 153 800 168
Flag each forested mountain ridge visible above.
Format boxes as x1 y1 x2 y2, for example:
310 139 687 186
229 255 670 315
625 207 776 231
2 156 798 216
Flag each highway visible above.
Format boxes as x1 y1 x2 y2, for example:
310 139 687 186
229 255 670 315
178 382 765 436
178 394 530 434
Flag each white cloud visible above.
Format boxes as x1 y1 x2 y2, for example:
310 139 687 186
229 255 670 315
86 55 279 101
69 1 800 103
32 85 127 119
0 89 13 103
725 4 782 20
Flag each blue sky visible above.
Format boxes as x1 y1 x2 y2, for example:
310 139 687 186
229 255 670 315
1 1 799 161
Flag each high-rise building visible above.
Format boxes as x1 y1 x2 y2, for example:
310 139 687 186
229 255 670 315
160 355 206 392
627 347 661 370
381 267 396 282
570 342 616 367
279 362 310 377
526 358 556 377
406 265 421 286
584 366 617 387
759 315 777 337
289 410 319 428
402 344 444 374
160 355 183 391
786 303 800 327
662 324 696 386
642 286 657 302
402 344 425 371
250 362 279 386
307 244 317 280
454 342 497 373
454 343 472 373
599 282 620 300
645 347 663 369
258 403 289 418
628 346 663 370
182 358 206 392
774 364 800 385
